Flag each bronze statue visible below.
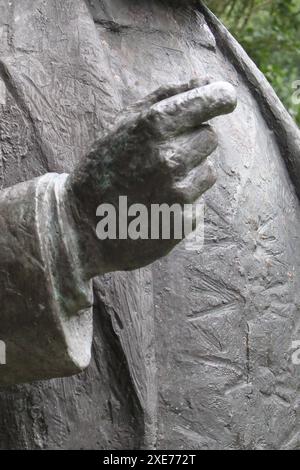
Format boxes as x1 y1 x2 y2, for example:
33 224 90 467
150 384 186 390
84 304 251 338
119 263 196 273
0 0 299 451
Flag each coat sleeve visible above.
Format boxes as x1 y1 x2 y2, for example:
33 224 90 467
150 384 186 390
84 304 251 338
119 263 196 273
0 173 93 387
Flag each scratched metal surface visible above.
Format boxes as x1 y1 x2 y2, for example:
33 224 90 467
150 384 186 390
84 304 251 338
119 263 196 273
0 0 299 449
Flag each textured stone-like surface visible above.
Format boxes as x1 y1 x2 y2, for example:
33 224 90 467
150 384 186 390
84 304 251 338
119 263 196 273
0 0 299 450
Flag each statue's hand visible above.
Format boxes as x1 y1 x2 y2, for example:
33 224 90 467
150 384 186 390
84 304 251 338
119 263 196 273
67 80 237 277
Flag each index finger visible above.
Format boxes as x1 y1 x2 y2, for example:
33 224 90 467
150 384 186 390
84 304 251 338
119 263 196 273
148 81 237 138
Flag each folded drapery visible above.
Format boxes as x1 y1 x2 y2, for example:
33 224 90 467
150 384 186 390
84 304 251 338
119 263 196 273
0 173 93 386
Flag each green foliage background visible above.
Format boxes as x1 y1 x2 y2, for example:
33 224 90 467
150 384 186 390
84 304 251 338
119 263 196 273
205 0 300 125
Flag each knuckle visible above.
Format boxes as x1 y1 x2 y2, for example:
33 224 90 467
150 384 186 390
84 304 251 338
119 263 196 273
145 107 159 125
143 108 164 136
172 162 217 203
158 144 181 173
204 162 218 186
201 125 218 150
171 181 195 204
